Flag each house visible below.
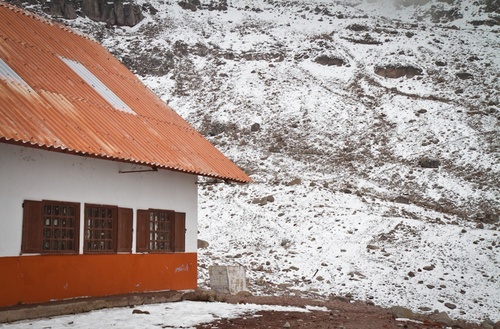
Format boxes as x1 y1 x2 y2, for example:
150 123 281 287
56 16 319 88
0 2 251 308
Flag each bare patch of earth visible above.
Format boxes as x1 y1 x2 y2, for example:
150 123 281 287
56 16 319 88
196 294 482 329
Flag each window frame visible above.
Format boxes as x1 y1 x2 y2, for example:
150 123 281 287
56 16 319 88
136 209 186 254
21 200 80 255
83 203 118 254
82 204 133 254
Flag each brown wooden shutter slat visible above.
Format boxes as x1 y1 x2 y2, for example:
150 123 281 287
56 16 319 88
136 209 148 252
117 207 133 253
174 212 186 252
73 203 81 253
21 200 43 254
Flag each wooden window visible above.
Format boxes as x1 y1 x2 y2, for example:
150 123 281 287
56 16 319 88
84 205 116 253
136 209 186 253
84 204 133 254
22 200 80 254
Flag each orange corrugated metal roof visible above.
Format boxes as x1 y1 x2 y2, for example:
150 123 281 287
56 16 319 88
0 3 251 183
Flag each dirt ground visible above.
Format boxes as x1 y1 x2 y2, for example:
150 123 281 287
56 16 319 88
196 295 483 329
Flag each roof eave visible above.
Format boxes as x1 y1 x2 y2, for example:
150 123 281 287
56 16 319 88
0 138 253 184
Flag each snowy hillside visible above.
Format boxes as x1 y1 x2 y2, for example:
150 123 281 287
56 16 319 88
21 0 499 323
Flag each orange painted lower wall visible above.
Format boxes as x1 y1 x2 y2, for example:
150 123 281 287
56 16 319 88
0 253 197 307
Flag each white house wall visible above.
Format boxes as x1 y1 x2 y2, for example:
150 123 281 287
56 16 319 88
0 143 198 256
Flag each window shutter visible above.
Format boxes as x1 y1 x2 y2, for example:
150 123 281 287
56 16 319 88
117 207 133 253
174 212 186 252
21 200 43 254
136 209 149 252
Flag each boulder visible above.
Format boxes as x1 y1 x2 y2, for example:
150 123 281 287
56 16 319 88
315 55 345 66
427 312 455 327
390 306 415 319
375 65 422 79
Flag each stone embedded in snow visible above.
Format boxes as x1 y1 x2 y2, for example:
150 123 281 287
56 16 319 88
456 72 474 80
394 196 410 204
197 239 209 249
286 178 301 186
374 65 423 78
422 265 435 271
251 123 261 132
418 158 441 168
444 303 457 310
132 309 150 315
314 55 345 66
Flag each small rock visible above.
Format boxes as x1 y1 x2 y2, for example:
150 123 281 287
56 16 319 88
283 321 291 328
419 307 432 312
456 72 474 80
428 311 455 327
444 303 457 310
132 309 150 314
423 265 435 271
394 196 410 204
408 271 415 277
250 123 261 132
286 178 301 186
197 239 209 249
236 291 252 297
366 244 379 250
418 158 441 168
390 306 414 319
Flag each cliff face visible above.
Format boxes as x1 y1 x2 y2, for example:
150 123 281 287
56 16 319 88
19 0 144 26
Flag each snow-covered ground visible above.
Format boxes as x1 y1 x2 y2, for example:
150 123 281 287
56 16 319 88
0 301 326 328
197 179 499 322
20 0 500 324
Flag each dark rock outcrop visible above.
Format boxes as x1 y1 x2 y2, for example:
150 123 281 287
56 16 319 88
42 0 144 27
315 55 345 66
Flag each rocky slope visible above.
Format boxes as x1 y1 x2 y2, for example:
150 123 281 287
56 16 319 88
16 0 500 323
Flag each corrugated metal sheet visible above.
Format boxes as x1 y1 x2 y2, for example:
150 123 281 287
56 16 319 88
0 3 251 183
